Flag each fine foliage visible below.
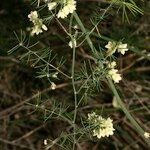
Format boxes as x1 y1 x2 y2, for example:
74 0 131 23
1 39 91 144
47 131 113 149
0 0 150 149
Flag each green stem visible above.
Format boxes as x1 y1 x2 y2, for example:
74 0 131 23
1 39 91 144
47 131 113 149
108 79 150 145
71 36 77 150
73 13 95 54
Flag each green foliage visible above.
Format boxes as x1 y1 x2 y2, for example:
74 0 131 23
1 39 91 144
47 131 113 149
1 0 150 149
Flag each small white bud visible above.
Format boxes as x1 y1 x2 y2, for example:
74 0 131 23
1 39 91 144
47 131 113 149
69 39 77 48
51 82 56 90
144 132 150 139
44 139 48 145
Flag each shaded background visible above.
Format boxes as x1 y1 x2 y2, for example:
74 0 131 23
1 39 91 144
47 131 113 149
0 0 150 150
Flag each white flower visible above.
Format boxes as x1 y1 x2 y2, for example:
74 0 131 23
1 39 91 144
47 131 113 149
105 41 117 56
30 21 48 36
105 41 128 56
57 0 76 19
108 69 122 83
28 11 47 36
28 11 38 23
144 132 150 139
117 42 128 55
30 26 42 35
88 112 98 120
107 61 116 69
105 41 115 49
107 61 121 83
69 39 77 48
46 0 76 19
48 2 57 11
51 82 56 90
57 9 67 19
88 112 115 139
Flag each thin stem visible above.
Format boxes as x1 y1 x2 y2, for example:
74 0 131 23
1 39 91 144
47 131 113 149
73 13 95 53
71 36 77 150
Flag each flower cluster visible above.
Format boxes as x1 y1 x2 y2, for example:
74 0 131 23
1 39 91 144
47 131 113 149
88 112 115 139
28 11 47 36
105 41 128 56
107 61 122 83
47 0 76 19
